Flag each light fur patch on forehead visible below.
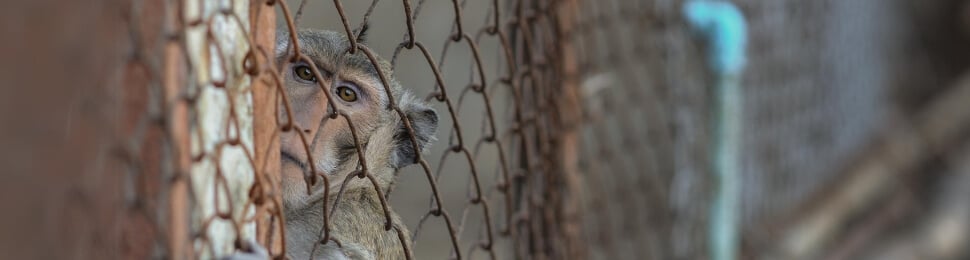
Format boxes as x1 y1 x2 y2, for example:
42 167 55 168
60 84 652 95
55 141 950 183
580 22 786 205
275 34 289 58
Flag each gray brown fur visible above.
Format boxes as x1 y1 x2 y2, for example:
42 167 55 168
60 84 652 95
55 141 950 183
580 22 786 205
274 28 438 260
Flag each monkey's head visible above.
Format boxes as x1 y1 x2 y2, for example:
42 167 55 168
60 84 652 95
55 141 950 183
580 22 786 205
275 28 438 210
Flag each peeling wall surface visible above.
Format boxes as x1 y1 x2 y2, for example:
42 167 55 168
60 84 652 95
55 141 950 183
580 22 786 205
184 0 256 257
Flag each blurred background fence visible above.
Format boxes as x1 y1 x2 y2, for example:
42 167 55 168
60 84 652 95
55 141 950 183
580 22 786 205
3 0 970 259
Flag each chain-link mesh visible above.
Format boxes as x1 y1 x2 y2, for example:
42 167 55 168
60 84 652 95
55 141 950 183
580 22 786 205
276 0 583 259
571 0 893 259
103 0 904 258
10 0 970 259
116 0 281 258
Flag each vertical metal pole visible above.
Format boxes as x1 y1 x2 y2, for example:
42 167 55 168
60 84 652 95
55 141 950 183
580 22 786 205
684 2 748 260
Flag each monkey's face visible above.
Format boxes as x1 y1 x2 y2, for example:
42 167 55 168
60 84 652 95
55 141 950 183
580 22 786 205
277 29 438 210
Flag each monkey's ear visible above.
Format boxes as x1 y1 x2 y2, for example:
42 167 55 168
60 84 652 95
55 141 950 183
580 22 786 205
392 104 438 169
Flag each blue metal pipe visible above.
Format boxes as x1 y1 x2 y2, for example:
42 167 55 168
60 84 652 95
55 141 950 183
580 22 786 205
684 2 748 260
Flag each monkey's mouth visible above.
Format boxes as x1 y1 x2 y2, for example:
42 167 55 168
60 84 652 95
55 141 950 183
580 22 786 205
281 151 309 175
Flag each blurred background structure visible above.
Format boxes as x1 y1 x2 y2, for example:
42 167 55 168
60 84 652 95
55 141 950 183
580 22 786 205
2 0 970 259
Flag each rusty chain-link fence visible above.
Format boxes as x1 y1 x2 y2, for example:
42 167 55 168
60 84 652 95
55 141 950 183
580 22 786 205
5 0 970 259
115 0 275 258
273 0 583 259
110 0 587 258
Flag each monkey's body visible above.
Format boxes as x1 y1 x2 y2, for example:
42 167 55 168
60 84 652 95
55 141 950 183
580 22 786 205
285 189 410 260
266 28 436 260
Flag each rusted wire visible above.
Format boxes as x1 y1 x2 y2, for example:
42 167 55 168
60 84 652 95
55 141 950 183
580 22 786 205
119 0 598 259
78 0 970 259
116 0 287 257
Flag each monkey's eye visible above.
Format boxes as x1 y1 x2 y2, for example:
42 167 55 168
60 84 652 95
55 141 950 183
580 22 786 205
293 65 316 82
336 85 358 102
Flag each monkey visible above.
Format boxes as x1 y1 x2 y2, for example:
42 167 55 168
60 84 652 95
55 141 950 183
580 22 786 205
255 27 438 260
